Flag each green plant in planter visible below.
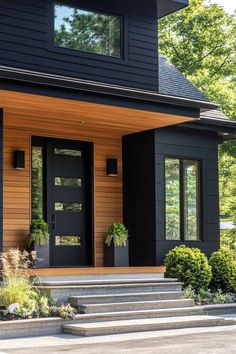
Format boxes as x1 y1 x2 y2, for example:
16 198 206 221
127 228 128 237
105 223 129 247
26 219 49 247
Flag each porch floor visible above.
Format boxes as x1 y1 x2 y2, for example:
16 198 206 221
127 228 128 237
30 267 166 277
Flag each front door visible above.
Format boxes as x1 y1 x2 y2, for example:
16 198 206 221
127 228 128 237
46 139 93 267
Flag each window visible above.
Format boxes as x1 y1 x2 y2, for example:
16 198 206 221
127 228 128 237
32 146 44 219
165 158 201 241
54 4 121 58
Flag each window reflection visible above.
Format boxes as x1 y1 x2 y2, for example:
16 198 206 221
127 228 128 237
165 158 181 240
54 4 121 57
32 146 43 219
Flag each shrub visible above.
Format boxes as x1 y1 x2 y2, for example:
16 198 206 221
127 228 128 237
26 219 49 247
0 249 38 312
209 249 236 293
105 223 129 247
183 286 236 305
164 245 212 291
0 249 76 321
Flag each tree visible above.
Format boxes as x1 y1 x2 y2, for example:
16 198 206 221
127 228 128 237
159 0 236 119
159 0 236 227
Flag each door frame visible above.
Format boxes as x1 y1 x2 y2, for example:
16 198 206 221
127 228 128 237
31 136 94 267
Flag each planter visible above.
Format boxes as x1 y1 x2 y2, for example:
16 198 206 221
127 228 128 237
104 241 129 267
34 243 50 268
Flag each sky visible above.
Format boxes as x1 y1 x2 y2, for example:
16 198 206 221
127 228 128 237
210 0 236 13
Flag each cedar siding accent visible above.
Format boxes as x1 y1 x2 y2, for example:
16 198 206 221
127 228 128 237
2 90 192 266
0 0 158 91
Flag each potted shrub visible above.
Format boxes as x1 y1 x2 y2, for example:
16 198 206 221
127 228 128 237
104 223 129 267
26 219 50 268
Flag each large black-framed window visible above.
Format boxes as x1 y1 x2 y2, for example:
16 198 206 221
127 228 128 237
165 157 201 241
53 3 122 58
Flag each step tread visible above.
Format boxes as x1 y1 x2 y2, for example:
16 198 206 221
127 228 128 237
64 315 232 330
81 299 193 308
38 278 178 287
69 291 183 301
75 306 204 320
39 281 183 290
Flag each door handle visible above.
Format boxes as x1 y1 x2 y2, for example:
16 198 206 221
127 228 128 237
52 215 56 230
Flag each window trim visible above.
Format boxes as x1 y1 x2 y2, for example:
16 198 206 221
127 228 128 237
49 1 126 62
164 156 202 242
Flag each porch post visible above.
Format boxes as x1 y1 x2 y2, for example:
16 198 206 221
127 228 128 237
0 109 3 252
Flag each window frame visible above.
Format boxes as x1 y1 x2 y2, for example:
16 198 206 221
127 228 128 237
164 156 202 242
49 1 126 61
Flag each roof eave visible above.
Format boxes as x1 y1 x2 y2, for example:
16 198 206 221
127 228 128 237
0 65 217 113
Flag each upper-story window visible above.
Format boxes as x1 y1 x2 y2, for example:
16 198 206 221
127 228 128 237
54 4 122 58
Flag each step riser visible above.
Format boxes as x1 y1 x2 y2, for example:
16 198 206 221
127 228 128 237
69 292 183 306
79 300 194 313
74 309 205 323
43 285 183 302
63 318 227 337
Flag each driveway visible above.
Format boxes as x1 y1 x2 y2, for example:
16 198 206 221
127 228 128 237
1 325 236 354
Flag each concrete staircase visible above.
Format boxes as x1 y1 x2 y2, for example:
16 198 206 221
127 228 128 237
38 273 235 337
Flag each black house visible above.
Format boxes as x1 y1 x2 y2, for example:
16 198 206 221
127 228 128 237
0 0 235 269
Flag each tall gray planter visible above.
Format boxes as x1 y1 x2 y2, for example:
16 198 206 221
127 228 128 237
34 243 50 268
104 241 129 267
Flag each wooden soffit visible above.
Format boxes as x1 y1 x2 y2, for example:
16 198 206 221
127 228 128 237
0 90 194 136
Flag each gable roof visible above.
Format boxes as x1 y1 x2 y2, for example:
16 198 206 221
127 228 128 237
158 55 209 102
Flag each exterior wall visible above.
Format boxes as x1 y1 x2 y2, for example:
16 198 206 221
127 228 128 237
123 126 221 266
155 126 221 264
0 0 158 91
123 131 156 266
3 113 123 267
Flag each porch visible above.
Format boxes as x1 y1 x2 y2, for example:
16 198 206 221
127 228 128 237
1 89 194 267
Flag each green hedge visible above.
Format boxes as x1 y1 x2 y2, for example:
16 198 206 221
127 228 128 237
209 249 236 293
164 245 212 291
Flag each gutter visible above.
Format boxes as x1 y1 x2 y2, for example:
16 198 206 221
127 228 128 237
0 65 217 111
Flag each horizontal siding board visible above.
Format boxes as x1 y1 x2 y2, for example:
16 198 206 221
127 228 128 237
0 0 158 90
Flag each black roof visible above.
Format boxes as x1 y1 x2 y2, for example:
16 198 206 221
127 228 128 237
159 56 209 102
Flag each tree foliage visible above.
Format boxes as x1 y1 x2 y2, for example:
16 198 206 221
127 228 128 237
159 0 236 225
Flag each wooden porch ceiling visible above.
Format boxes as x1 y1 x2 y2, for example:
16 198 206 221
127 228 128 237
0 90 194 136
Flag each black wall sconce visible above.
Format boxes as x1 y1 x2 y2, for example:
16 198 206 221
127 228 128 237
14 150 25 169
106 158 118 176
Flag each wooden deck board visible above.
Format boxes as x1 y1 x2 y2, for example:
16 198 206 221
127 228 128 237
30 267 166 276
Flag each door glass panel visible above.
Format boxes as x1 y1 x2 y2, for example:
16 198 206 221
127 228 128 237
183 160 200 241
55 236 81 246
165 158 181 240
55 177 82 187
54 148 82 157
32 146 43 219
55 202 82 211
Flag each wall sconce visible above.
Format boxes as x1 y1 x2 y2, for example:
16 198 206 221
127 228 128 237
14 150 25 169
106 158 118 176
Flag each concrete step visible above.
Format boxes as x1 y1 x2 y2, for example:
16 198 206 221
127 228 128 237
38 278 178 287
63 315 235 337
40 282 183 302
78 299 194 314
37 272 165 282
69 291 184 306
73 306 205 323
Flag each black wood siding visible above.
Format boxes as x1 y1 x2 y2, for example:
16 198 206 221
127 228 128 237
155 126 221 264
123 126 221 266
123 131 157 266
0 0 158 91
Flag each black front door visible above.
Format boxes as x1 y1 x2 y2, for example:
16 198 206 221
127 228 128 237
47 139 93 267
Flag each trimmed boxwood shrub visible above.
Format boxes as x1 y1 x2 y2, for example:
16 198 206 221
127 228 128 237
209 249 236 293
164 245 212 291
